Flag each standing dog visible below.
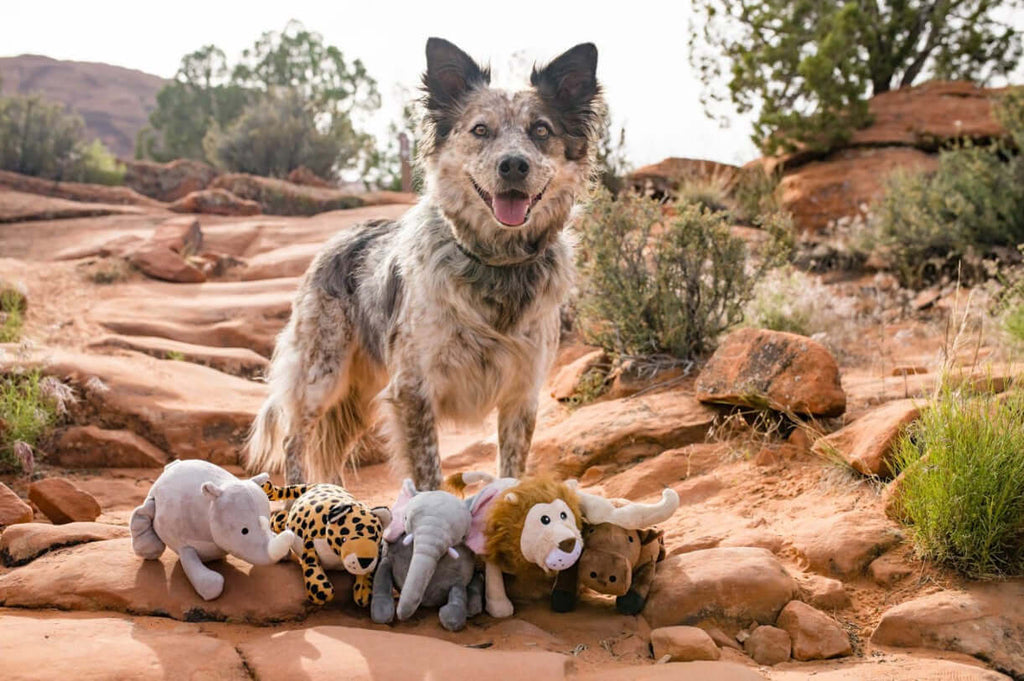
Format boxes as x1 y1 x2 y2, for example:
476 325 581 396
246 37 604 490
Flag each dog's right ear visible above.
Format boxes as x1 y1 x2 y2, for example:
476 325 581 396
421 38 490 147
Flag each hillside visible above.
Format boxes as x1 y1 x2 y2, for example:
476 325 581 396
0 54 165 158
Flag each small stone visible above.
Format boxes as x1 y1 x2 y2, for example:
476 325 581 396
27 478 101 524
891 366 928 377
151 216 203 256
790 511 903 577
701 624 742 651
549 348 608 401
650 626 721 662
797 573 851 610
776 600 852 660
744 625 791 665
0 482 33 527
129 244 206 283
812 399 921 478
868 552 913 586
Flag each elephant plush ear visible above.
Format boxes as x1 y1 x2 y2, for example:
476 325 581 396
248 473 270 486
465 480 516 554
384 481 417 542
201 482 224 498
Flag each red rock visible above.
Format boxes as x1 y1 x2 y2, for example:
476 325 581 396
123 158 220 202
151 216 203 255
549 348 609 401
580 663 765 681
601 444 728 500
627 157 739 200
528 389 717 478
790 511 903 577
891 365 928 377
286 165 333 188
209 174 362 216
53 426 168 468
644 547 799 629
651 626 721 662
872 583 1024 678
0 168 163 207
89 335 269 379
0 482 33 527
796 573 851 610
813 399 921 477
0 615 250 681
129 244 206 283
169 188 261 217
0 521 129 566
27 478 101 524
776 600 852 660
743 625 791 665
868 551 913 586
696 328 847 417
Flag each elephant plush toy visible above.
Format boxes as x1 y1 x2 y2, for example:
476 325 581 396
129 460 295 601
371 479 483 631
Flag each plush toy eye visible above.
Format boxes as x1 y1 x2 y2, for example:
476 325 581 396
608 575 617 583
532 122 551 139
541 515 551 525
589 571 598 579
472 123 488 137
560 511 568 520
241 527 249 535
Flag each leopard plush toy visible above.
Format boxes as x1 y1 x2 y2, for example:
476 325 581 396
261 481 391 607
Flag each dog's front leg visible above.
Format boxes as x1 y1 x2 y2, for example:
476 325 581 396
389 375 442 490
497 397 538 479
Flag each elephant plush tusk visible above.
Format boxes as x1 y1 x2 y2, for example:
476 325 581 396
403 533 415 546
448 547 459 559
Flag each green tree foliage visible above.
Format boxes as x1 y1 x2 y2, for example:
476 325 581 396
204 89 370 179
143 20 380 178
0 94 123 184
690 0 1023 154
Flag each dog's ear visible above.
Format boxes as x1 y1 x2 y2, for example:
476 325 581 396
531 43 602 160
421 38 490 146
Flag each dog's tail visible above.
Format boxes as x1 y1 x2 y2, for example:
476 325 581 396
305 394 372 484
245 396 287 474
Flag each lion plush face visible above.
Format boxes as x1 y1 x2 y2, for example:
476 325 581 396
483 477 583 575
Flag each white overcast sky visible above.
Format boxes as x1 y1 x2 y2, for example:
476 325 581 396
0 0 761 167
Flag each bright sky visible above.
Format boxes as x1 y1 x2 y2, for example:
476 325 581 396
0 0 760 168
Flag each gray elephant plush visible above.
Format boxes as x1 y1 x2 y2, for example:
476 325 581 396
130 459 296 600
370 480 483 631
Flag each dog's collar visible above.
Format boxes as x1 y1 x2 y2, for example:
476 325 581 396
452 235 548 267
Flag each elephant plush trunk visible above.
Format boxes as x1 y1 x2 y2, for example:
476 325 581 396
396 531 446 620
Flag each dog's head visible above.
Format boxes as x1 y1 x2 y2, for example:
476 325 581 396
419 38 603 252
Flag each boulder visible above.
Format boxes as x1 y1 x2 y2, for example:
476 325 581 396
0 188 146 223
743 625 791 665
644 547 799 629
871 583 1024 678
651 626 721 662
90 335 269 379
0 521 129 566
0 614 250 681
129 244 207 283
0 537 313 622
0 482 33 527
780 147 938 234
169 188 261 217
123 158 220 202
796 573 851 610
696 328 846 417
209 174 363 216
790 511 903 577
627 157 739 201
776 600 852 660
549 348 608 401
528 390 717 478
601 444 728 499
27 478 101 524
813 399 921 477
286 165 333 188
237 626 571 681
0 168 164 207
151 216 203 255
53 425 168 468
868 551 913 586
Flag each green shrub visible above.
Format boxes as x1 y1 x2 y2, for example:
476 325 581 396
744 266 855 337
0 287 25 343
892 386 1024 577
731 163 782 224
575 188 790 360
0 370 66 472
74 139 126 186
869 89 1024 288
675 172 734 216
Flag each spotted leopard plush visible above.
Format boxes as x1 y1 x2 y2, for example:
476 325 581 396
261 481 391 607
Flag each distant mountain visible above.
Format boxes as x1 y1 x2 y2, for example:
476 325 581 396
0 54 166 158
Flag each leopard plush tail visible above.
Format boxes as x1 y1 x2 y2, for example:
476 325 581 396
260 480 312 502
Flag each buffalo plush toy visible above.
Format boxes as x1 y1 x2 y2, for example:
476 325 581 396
129 460 295 601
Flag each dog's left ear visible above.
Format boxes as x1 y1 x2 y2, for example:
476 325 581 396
531 43 602 159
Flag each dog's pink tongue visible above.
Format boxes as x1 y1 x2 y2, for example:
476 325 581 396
493 193 530 226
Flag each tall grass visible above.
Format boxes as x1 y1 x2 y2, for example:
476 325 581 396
892 385 1024 577
0 370 64 472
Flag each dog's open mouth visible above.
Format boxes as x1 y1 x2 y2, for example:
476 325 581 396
471 177 545 227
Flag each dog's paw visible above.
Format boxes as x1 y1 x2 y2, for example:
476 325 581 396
486 596 514 619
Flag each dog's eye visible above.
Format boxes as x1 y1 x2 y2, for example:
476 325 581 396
559 511 567 520
532 122 551 139
471 123 489 138
541 515 551 525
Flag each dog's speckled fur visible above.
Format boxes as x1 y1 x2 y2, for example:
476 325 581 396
246 38 604 490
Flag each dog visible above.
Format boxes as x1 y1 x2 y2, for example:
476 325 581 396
246 37 604 490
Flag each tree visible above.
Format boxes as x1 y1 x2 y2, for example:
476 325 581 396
691 0 1024 154
595 112 630 195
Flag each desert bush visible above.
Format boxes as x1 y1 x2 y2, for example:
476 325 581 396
744 266 857 337
0 94 124 184
732 163 782 223
0 370 70 473
575 188 790 360
892 385 1024 577
869 90 1024 288
675 172 734 216
0 286 26 343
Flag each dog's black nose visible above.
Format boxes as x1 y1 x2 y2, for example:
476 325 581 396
498 155 530 181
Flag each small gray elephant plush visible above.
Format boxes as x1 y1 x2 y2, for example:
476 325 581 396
371 480 483 631
130 459 295 600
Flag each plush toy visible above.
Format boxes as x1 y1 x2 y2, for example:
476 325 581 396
456 474 585 618
551 487 679 615
261 480 391 607
370 479 483 631
129 459 295 601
